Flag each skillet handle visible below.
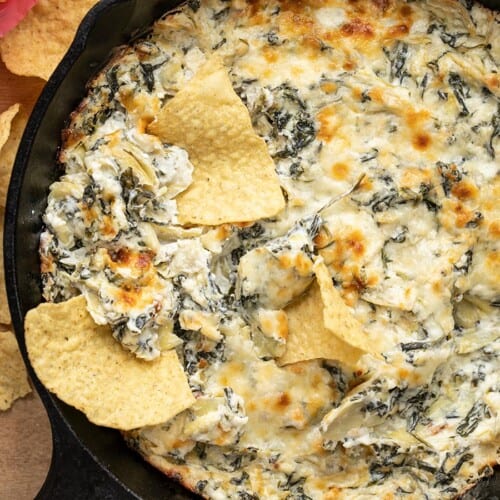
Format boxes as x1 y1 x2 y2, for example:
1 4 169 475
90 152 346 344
36 400 134 500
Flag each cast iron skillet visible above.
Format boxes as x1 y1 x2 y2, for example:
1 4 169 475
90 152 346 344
4 0 500 498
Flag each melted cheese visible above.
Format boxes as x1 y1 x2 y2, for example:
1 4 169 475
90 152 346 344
41 0 500 498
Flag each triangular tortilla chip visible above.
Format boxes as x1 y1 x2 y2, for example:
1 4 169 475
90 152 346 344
25 296 195 430
314 259 381 354
279 281 363 368
148 55 285 225
0 0 98 80
0 103 19 151
0 329 31 410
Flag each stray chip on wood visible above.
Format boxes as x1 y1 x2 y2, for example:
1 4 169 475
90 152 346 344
0 207 11 324
148 55 285 225
0 0 98 80
0 103 19 152
279 281 363 368
0 329 31 411
0 104 29 209
25 296 195 430
0 104 26 324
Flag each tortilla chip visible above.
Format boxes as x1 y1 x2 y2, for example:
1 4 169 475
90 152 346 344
25 296 195 430
0 103 20 152
148 56 285 225
0 329 31 410
0 105 29 209
0 0 98 80
0 207 10 325
279 282 363 368
0 105 27 324
314 259 381 354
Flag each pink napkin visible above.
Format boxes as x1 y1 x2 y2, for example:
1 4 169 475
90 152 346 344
0 0 38 37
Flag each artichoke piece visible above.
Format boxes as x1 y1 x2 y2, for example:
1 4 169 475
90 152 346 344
236 215 321 310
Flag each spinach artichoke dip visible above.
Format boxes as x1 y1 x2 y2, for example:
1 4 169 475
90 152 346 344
39 0 499 497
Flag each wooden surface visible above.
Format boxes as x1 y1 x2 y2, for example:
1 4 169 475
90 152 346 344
0 60 53 500
0 394 52 499
0 61 44 112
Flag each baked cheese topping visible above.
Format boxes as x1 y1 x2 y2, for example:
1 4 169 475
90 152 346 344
41 0 499 498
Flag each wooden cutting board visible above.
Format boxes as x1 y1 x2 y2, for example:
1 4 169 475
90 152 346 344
0 394 52 499
0 60 52 500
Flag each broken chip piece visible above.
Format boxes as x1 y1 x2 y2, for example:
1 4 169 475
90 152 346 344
314 258 384 354
0 329 31 410
279 280 363 368
148 55 285 225
279 258 381 367
25 295 195 430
